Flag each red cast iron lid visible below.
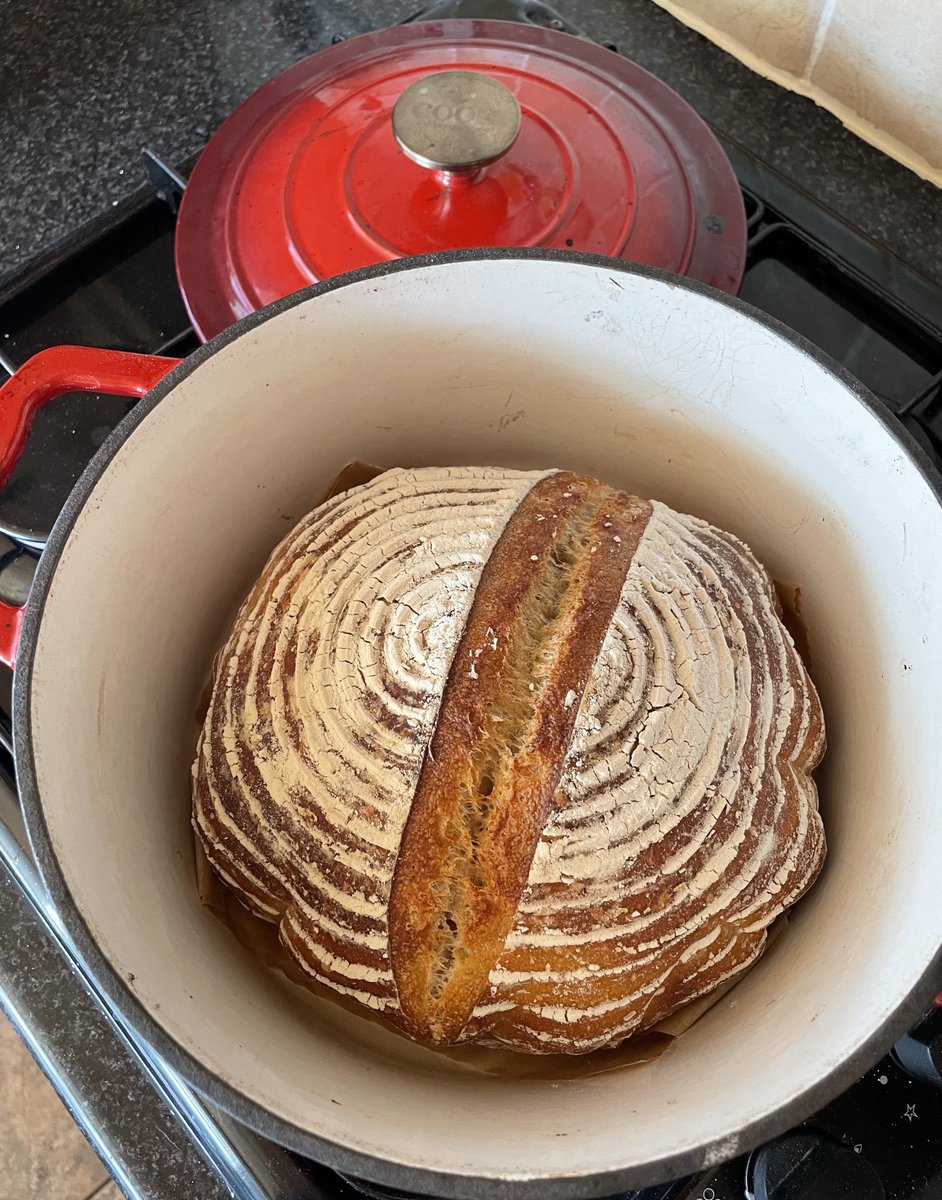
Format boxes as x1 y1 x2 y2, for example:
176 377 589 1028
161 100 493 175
175 20 747 341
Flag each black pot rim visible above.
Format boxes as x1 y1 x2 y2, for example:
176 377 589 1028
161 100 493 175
14 247 942 1200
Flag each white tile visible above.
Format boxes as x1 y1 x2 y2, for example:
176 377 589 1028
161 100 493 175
651 0 828 76
809 0 942 172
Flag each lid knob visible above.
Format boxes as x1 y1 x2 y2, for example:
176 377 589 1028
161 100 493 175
392 70 521 174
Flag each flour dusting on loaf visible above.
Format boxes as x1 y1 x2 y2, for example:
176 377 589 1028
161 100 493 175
193 466 825 1054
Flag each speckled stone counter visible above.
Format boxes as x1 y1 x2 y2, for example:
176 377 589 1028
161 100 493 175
1 0 940 291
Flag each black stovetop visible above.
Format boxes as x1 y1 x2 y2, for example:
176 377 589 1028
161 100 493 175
1 5 942 1200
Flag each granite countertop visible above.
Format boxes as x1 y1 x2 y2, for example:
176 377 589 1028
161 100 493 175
1 0 941 292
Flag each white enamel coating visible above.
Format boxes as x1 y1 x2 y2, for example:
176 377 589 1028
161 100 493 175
24 258 942 1195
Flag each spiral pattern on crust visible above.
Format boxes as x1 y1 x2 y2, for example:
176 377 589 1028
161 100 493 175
194 471 825 1052
469 501 825 1051
193 466 548 1013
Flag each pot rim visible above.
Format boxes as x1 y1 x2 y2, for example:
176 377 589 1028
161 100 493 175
14 247 942 1199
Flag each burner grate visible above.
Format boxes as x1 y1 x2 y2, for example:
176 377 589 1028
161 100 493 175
1 156 941 616
2 156 940 527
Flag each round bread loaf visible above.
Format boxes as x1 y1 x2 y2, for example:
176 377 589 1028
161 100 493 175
193 466 825 1054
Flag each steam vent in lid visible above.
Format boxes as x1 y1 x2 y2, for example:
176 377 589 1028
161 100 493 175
193 467 825 1055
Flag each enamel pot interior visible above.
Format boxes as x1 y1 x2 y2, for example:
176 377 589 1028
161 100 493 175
17 253 942 1199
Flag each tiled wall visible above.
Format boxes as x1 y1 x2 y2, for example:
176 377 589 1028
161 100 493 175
648 0 941 186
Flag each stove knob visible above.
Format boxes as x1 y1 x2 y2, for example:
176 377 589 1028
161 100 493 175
745 1131 884 1200
893 1006 942 1087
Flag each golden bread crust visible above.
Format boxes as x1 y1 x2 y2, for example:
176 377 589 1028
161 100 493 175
388 472 652 1042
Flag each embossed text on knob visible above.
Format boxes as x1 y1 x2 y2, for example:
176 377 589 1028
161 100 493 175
392 70 522 173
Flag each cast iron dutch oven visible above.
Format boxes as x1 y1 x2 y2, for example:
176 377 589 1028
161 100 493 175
1 250 941 1198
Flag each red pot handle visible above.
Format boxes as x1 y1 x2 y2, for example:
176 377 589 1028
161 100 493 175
0 345 181 669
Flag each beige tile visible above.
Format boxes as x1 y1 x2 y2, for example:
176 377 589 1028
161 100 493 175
652 0 827 76
808 0 942 172
0 1012 109 1200
87 1183 123 1200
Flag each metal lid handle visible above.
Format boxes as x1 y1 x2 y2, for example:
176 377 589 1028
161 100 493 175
392 70 521 176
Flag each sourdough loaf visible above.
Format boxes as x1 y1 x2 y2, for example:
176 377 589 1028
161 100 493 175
193 466 825 1054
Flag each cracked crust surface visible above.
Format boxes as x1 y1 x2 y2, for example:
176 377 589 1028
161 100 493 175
464 499 825 1050
193 468 825 1054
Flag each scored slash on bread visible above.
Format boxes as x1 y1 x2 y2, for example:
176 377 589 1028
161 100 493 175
193 466 825 1054
389 473 651 1043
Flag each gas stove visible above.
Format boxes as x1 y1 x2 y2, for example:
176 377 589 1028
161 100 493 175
1 4 942 1200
